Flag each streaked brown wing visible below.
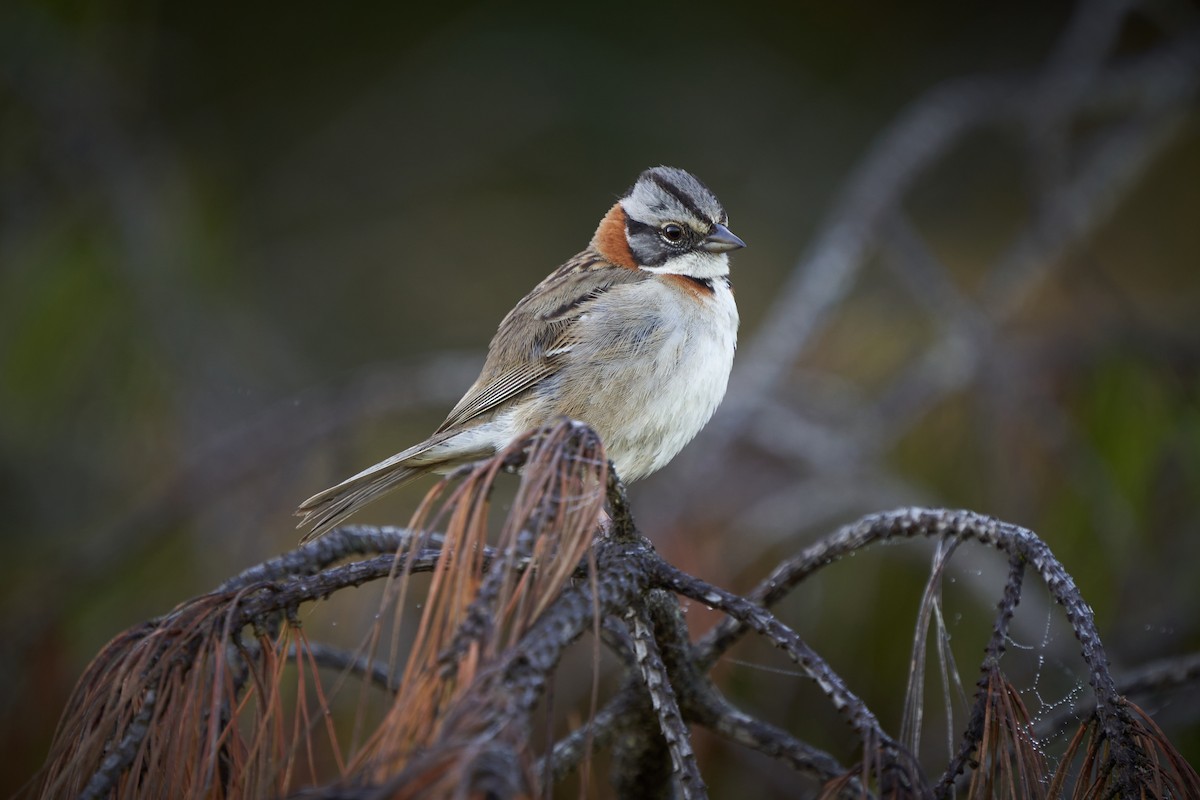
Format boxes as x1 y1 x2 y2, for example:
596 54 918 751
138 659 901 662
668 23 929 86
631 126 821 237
434 256 646 433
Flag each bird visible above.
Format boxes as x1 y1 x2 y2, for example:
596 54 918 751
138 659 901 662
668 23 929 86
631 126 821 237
296 166 743 541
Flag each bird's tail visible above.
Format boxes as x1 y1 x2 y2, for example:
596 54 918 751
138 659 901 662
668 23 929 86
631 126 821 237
297 428 499 542
295 461 425 543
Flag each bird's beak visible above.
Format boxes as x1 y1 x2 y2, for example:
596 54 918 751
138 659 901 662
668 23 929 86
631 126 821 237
699 223 746 253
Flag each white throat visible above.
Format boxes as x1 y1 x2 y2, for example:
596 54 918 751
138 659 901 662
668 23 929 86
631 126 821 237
638 251 730 279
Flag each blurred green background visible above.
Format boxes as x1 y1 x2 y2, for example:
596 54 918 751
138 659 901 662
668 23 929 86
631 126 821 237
2 0 1198 794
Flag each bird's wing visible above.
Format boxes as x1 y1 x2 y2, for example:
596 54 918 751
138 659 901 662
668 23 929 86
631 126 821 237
435 257 644 433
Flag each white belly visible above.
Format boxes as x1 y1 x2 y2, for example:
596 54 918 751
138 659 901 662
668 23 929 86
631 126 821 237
518 277 738 482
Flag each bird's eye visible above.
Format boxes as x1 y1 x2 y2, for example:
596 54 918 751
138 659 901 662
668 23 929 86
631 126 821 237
660 223 686 244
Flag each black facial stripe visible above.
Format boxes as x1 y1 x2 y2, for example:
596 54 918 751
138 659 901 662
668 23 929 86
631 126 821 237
647 172 715 228
625 216 672 267
625 217 655 237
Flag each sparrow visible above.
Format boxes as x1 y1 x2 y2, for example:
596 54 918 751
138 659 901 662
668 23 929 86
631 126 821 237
296 166 743 540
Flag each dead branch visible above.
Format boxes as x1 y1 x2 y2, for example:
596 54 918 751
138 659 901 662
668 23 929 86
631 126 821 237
27 420 1199 798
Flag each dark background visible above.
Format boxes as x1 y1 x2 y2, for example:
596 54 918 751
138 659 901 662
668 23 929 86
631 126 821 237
3 0 1198 794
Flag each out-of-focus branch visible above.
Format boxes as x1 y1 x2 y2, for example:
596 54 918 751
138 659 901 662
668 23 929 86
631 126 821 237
654 8 1200 534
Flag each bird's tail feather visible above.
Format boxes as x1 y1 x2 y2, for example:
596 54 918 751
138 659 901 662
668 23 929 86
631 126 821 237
295 464 424 542
295 432 495 542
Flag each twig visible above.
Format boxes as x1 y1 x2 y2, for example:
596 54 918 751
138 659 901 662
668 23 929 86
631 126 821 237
543 684 642 782
626 600 706 799
218 525 434 592
653 559 897 759
693 507 1137 794
79 689 157 800
935 553 1027 796
286 642 398 693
